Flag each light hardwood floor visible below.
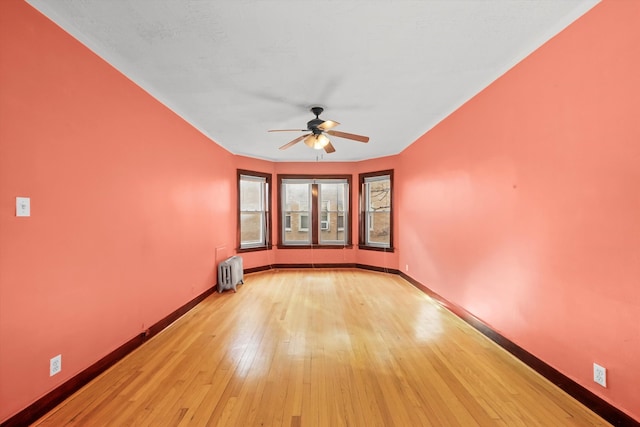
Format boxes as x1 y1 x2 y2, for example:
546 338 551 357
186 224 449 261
33 269 609 426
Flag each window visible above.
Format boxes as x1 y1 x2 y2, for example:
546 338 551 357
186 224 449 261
238 170 271 251
278 175 351 247
299 213 309 231
281 180 311 244
319 184 347 245
320 200 330 231
359 170 393 251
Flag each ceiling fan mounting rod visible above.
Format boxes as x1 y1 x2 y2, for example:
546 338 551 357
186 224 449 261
310 106 324 118
307 106 325 131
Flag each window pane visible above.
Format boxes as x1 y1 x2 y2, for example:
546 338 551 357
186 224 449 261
283 182 311 244
240 178 263 211
239 173 269 249
240 212 263 244
299 214 309 230
319 182 348 244
365 175 391 247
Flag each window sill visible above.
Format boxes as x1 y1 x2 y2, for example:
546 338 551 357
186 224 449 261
277 244 354 250
237 245 273 253
358 245 395 253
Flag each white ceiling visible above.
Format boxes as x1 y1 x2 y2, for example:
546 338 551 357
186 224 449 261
26 0 599 162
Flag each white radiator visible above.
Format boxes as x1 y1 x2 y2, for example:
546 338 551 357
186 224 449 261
217 256 244 293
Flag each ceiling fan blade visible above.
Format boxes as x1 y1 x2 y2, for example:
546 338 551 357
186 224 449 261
326 130 369 143
317 120 340 131
279 134 310 150
269 129 307 132
323 141 336 154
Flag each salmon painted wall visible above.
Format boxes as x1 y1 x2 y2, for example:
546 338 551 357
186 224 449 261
398 0 639 419
0 1 236 422
233 158 400 271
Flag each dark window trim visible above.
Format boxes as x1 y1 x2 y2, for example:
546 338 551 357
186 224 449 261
277 174 352 248
359 169 394 252
237 169 272 252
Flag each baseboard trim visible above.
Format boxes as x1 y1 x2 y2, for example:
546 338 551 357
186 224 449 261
247 263 399 274
5 267 637 426
355 263 400 275
244 265 272 274
1 286 215 427
398 272 638 427
271 263 358 270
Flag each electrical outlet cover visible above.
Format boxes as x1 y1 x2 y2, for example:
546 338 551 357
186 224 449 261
593 363 606 387
50 354 62 376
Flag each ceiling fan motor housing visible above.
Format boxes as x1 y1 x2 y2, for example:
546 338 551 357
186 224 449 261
307 118 324 132
307 106 325 133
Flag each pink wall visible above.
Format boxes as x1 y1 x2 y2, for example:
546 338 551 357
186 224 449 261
398 0 639 419
0 1 235 421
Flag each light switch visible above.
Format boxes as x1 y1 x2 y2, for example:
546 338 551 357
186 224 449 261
16 197 30 217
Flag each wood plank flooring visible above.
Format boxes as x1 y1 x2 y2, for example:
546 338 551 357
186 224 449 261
33 269 609 426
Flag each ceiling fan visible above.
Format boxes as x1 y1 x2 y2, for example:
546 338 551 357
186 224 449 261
269 106 369 154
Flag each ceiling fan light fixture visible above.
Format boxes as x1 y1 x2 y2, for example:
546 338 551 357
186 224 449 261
312 134 330 149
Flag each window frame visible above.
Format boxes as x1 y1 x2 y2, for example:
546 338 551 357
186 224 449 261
359 170 394 252
237 169 272 252
277 174 352 249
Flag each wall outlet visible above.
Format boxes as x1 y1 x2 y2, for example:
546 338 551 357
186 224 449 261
405 264 409 272
593 363 606 387
50 354 62 376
